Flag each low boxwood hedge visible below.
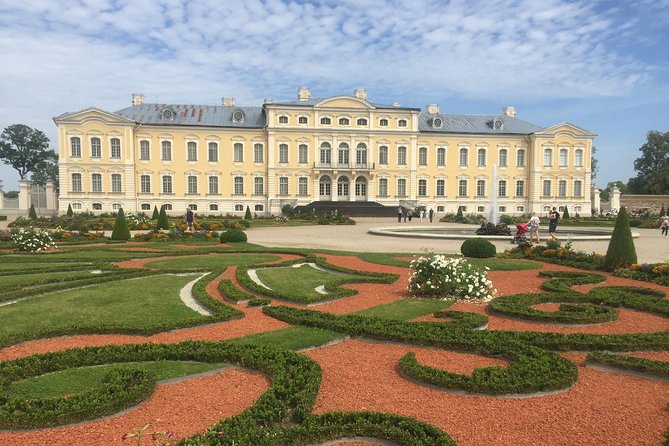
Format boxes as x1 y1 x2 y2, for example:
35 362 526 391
586 352 669 379
433 310 489 329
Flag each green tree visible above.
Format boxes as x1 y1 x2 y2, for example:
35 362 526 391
28 203 37 219
152 206 159 220
157 206 169 230
111 208 131 241
66 203 73 217
0 124 56 181
603 207 637 270
3 191 18 199
591 146 599 180
628 130 669 194
30 159 59 189
599 181 628 202
244 205 252 220
562 207 570 219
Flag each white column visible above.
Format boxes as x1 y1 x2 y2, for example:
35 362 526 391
18 179 30 213
611 186 621 213
45 180 57 213
0 180 4 210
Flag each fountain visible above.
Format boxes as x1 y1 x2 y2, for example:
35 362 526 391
488 164 499 225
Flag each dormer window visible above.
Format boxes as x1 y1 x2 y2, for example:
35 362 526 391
398 119 407 127
432 117 443 128
278 115 289 124
232 110 245 123
160 107 175 121
320 117 332 125
493 118 504 130
338 117 350 126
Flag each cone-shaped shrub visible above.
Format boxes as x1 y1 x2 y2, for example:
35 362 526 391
661 205 665 217
244 205 252 220
456 206 464 220
28 203 37 220
157 206 169 230
603 207 637 271
66 203 73 217
152 206 159 220
562 207 570 219
111 208 131 241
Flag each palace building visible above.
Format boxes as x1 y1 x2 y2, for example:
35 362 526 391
54 88 595 217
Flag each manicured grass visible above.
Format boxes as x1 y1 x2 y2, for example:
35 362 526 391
467 258 541 270
144 253 280 269
0 270 111 292
8 360 228 400
42 249 164 261
254 264 359 298
228 326 344 350
0 261 90 271
354 298 454 320
355 252 417 267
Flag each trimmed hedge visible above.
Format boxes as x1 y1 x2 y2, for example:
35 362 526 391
587 352 669 378
433 310 489 329
220 229 247 243
603 207 637 270
111 207 131 241
460 238 496 258
219 278 256 302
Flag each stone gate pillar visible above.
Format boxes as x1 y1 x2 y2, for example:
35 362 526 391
45 180 57 214
18 180 30 214
611 186 621 213
591 187 601 215
0 180 4 210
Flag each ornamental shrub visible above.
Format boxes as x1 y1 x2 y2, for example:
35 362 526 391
244 205 252 220
111 208 131 241
220 229 247 243
156 206 169 230
660 205 666 217
460 238 496 258
151 206 159 220
455 206 464 221
408 254 496 301
66 203 73 217
562 207 570 219
28 203 37 220
603 206 637 271
10 226 56 252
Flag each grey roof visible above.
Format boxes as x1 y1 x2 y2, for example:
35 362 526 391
418 112 543 135
114 104 265 128
271 97 420 111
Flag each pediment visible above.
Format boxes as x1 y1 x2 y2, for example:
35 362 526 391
534 122 595 138
315 96 374 109
53 108 135 125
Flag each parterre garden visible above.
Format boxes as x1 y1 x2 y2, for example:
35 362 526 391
0 235 668 445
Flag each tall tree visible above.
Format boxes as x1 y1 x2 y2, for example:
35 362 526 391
30 159 59 189
0 124 56 180
591 146 599 180
599 181 628 202
628 130 669 194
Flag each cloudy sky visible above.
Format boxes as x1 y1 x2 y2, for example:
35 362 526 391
1 0 668 190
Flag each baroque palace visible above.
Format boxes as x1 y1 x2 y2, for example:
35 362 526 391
54 88 595 217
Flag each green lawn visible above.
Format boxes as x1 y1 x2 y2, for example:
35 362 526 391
144 253 280 269
0 270 112 292
0 261 91 271
254 263 359 298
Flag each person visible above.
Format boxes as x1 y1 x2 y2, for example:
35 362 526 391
661 217 669 237
402 207 408 223
408 210 413 222
429 208 434 223
397 206 403 223
185 206 194 232
420 209 425 222
548 207 560 241
527 212 540 243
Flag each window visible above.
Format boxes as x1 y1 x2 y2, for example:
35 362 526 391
436 179 445 196
398 119 407 127
320 117 331 125
140 175 151 193
161 141 172 161
235 204 244 211
543 148 553 166
517 149 526 167
437 148 446 166
111 173 122 193
162 176 173 194
574 205 582 214
141 203 151 211
319 176 332 196
188 204 198 211
279 177 289 195
140 140 150 160
298 177 308 195
187 176 198 194
558 180 567 197
543 179 552 196
298 116 308 124
91 173 102 192
476 179 486 197
338 117 350 126
574 180 583 197
379 146 388 165
498 180 507 197
278 115 288 124
114 203 124 211
477 148 486 167
397 178 406 196
71 173 82 192
356 143 367 165
320 143 331 164
397 146 407 165
357 118 367 126
477 206 485 213
210 204 219 211
110 138 121 158
208 142 218 162
71 137 81 157
516 205 524 212
208 176 218 194
234 143 244 162
378 178 388 196
92 203 102 210
279 143 289 163
499 148 508 167
515 180 525 197
254 177 264 195
298 144 308 164
574 149 583 167
336 176 349 196
559 148 568 167
72 202 82 210
459 148 468 166
379 118 389 127
234 176 244 195
418 147 428 166
418 179 427 196
91 137 101 158
163 203 173 211
458 179 468 197
338 143 349 166
254 143 263 163
499 206 507 213
437 205 445 212
187 141 197 161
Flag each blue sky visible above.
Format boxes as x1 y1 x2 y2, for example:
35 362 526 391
1 0 668 191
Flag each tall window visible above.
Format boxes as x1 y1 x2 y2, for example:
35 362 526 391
140 140 150 160
543 180 552 196
279 143 289 163
187 176 198 194
458 179 468 196
91 173 102 192
298 177 308 195
140 175 151 193
254 143 263 163
397 146 407 165
298 144 308 164
397 178 406 196
476 179 486 197
378 178 388 196
436 179 445 196
459 148 468 166
437 147 446 166
320 143 331 164
110 138 121 158
558 180 567 197
111 173 122 193
418 179 427 196
499 148 508 167
543 148 553 166
515 180 525 197
254 177 264 195
559 148 568 167
208 142 218 162
279 177 289 195
71 173 82 192
418 147 428 166
320 117 331 125
356 143 367 165
379 146 388 165
71 137 81 157
337 177 349 196
338 143 350 165
234 143 243 162
574 180 583 197
319 176 332 196
91 137 101 158
516 149 526 167
477 148 486 167
574 149 583 167
187 142 197 161
162 176 173 194
497 180 507 197
234 176 244 195
161 141 171 161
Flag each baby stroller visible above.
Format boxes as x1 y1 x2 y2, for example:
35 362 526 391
512 223 530 245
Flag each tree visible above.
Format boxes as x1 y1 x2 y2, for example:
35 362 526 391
591 146 599 181
562 207 570 219
599 181 628 202
244 205 252 220
28 203 37 219
0 124 56 181
30 159 59 189
157 206 169 230
603 207 637 271
111 208 131 241
628 130 669 194
66 203 73 217
152 206 159 220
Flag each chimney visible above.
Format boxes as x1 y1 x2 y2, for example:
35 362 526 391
263 98 274 104
131 93 144 106
221 97 236 106
297 87 311 101
503 106 516 118
426 104 439 114
353 88 367 100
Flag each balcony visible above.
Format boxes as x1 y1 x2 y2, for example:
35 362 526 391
314 162 375 171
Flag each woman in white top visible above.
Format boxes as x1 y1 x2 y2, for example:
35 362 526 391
527 213 540 243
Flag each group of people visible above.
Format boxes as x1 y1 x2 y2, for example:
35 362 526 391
526 207 561 244
397 207 434 223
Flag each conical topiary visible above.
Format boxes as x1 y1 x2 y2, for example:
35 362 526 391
562 207 570 219
152 205 159 220
66 203 73 217
157 205 169 230
603 207 637 271
244 205 252 220
456 206 464 220
111 208 131 241
28 203 37 220
660 205 665 217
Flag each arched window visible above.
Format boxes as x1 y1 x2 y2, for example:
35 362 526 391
397 178 407 196
543 148 553 166
337 176 350 196
418 179 427 196
187 141 197 161
71 173 82 192
208 142 218 162
90 137 101 158
558 179 567 197
379 146 388 165
418 147 428 166
278 177 289 195
140 140 150 160
71 137 81 157
91 173 102 192
499 148 508 167
187 175 198 194
498 180 507 197
298 116 308 124
477 148 486 167
320 143 331 165
111 173 122 193
209 176 219 194
436 179 445 196
459 148 468 166
234 143 244 162
320 117 331 125
298 144 308 164
356 143 367 166
437 147 446 166
516 148 526 167
279 143 289 163
338 117 350 126
476 179 486 197
319 175 332 196
254 143 264 163
574 149 584 167
379 118 389 127
542 180 552 196
355 176 367 197
278 115 289 124
233 176 244 195
398 119 407 127
254 177 264 195
110 138 121 158
397 146 407 165
559 148 568 167
378 178 388 196
298 177 308 195
140 175 151 193
338 143 349 166
357 118 368 126
458 179 468 196
574 180 583 197
161 141 172 161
